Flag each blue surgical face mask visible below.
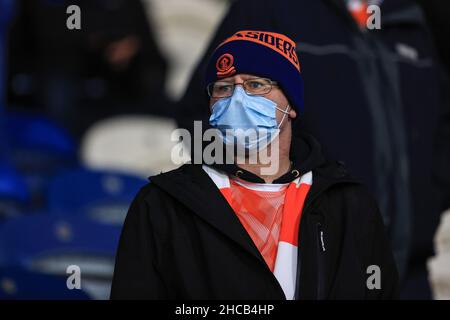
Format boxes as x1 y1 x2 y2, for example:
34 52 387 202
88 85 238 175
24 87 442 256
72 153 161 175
209 86 290 152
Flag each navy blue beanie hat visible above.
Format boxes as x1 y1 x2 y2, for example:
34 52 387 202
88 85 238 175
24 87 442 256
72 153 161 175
205 30 304 114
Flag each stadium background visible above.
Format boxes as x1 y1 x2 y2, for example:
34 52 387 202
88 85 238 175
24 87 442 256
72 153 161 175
0 0 449 300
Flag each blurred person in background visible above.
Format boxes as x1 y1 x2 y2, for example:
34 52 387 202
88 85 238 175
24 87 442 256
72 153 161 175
0 0 15 153
415 0 450 75
0 0 14 109
6 0 170 139
177 0 450 299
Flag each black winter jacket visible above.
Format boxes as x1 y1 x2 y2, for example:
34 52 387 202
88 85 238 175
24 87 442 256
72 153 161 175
111 135 399 300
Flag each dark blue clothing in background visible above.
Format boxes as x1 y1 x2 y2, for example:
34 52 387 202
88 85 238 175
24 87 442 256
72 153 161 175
0 0 15 154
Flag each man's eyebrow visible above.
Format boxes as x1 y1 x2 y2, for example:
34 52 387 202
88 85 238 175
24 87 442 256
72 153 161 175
215 80 235 83
244 76 262 80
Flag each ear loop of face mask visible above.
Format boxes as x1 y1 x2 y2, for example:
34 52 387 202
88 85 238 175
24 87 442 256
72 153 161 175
276 104 291 129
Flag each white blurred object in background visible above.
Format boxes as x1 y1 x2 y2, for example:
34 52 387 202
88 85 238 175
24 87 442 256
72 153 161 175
142 0 229 100
428 209 450 300
81 115 189 177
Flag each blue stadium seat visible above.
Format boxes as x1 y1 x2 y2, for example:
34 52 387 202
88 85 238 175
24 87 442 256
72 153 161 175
0 160 29 203
4 111 76 160
48 167 147 225
3 111 78 207
0 266 90 300
0 160 30 221
0 214 122 299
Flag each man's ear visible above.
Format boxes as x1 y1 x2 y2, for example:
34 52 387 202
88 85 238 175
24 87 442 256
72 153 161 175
289 109 297 120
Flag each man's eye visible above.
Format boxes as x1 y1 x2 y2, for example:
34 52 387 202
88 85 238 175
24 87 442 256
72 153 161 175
216 85 233 92
247 81 263 89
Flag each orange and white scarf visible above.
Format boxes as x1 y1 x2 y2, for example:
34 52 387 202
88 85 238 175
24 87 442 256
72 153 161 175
203 165 313 299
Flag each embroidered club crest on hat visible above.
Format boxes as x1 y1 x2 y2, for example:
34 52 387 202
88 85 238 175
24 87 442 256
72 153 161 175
216 53 236 78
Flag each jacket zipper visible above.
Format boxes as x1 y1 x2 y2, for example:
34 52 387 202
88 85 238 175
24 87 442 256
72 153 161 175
317 222 326 300
293 179 361 299
294 241 302 300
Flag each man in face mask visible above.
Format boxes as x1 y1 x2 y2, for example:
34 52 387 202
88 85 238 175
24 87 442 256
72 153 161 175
205 31 303 183
111 30 399 300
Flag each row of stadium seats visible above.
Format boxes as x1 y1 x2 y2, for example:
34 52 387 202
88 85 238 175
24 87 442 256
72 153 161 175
0 111 152 299
2 0 192 300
